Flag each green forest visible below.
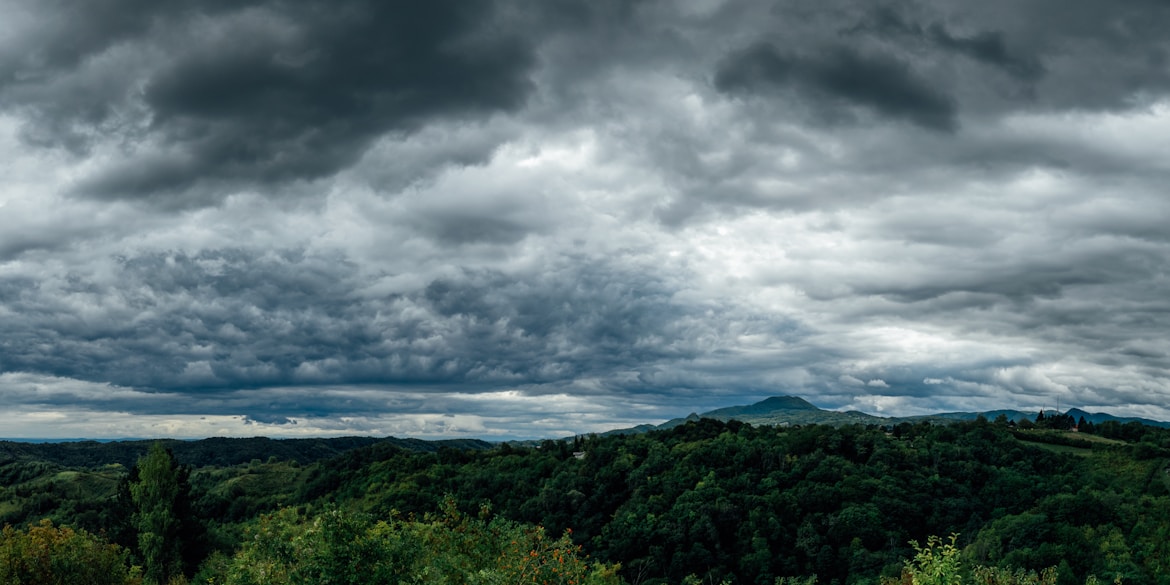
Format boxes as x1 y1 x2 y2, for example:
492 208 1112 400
2 415 1169 585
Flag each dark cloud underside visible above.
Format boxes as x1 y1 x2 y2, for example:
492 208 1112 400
2 0 534 203
714 41 958 130
848 6 1045 81
0 250 703 392
3 0 1170 436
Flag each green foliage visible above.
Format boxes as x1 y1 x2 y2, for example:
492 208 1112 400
0 519 142 585
970 566 1057 585
882 534 1110 585
209 497 621 585
0 460 122 531
902 534 964 585
191 458 308 522
218 506 397 585
6 418 1170 585
130 443 190 585
774 577 817 585
282 418 1170 584
889 535 964 585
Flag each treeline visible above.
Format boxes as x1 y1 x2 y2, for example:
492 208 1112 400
0 500 622 585
2 417 1170 584
0 435 493 469
302 418 1170 584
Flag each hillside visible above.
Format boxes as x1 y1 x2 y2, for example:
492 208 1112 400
0 435 494 469
2 415 1170 584
241 417 1170 584
605 395 1170 435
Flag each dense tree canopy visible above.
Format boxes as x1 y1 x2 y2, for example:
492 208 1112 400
2 418 1170 584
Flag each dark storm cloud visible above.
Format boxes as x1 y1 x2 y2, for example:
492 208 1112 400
927 27 1043 82
242 413 296 425
1 0 534 202
704 0 1170 134
5 0 1170 435
0 248 718 396
714 42 958 131
946 0 1170 111
847 6 1045 82
846 252 1139 304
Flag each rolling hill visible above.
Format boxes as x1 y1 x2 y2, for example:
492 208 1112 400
601 395 1170 435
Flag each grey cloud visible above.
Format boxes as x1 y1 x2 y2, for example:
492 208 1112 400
414 214 533 247
3 0 535 203
849 256 1120 304
5 0 1170 436
848 6 1045 82
972 0 1170 111
401 188 554 247
0 249 716 396
354 122 516 193
243 413 297 425
927 26 1044 82
714 41 958 131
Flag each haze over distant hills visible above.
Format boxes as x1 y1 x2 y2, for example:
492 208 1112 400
602 395 1170 436
3 396 1168 452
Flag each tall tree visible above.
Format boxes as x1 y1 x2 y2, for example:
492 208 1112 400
130 442 189 584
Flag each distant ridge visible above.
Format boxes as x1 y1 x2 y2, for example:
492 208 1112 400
0 435 495 468
923 409 1036 424
704 396 820 417
600 395 1170 435
604 396 886 434
1065 407 1170 429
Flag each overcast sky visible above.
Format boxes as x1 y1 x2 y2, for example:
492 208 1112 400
2 0 1169 440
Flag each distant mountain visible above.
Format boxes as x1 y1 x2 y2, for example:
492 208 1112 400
919 409 1036 424
1065 408 1170 429
603 396 888 434
599 396 1170 435
925 407 1170 428
704 396 820 417
598 414 703 437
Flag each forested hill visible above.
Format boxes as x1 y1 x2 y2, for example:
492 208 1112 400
6 407 1170 585
0 435 494 468
610 395 1170 433
4 414 1170 583
308 418 1170 584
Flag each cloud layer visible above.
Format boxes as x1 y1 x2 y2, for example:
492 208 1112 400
2 0 1170 438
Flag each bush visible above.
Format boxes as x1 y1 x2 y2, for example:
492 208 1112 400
903 534 964 585
0 519 142 585
212 498 622 585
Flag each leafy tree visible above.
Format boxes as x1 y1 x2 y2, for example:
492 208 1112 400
130 443 191 584
897 534 964 585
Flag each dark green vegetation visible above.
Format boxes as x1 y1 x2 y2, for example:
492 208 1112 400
603 396 1170 435
0 435 493 469
2 409 1170 584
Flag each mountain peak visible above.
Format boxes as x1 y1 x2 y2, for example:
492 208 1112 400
704 396 821 418
753 396 819 411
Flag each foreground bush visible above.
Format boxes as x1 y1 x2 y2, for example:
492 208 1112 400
212 497 621 585
882 534 1116 585
0 519 142 585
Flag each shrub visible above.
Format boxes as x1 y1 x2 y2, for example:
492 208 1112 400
0 519 142 585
